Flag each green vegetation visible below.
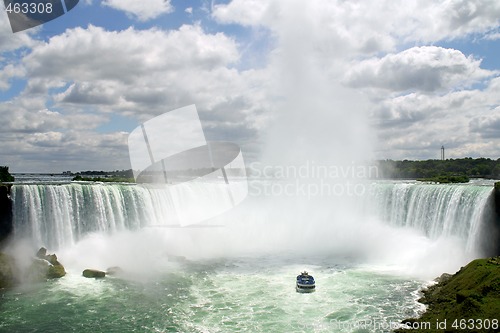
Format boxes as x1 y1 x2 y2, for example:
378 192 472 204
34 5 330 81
417 175 470 184
75 169 134 178
71 169 135 183
377 158 500 181
72 175 135 183
0 166 14 183
396 257 500 332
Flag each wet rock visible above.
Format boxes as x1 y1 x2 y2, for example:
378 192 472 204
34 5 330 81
26 258 52 282
47 264 66 279
36 247 47 259
83 269 106 278
27 248 66 281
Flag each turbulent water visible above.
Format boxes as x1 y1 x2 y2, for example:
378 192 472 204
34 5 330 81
0 255 423 333
2 180 497 333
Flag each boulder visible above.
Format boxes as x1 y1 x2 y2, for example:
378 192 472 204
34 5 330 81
47 263 66 279
82 269 106 278
36 247 47 259
27 258 66 281
26 258 52 282
27 248 66 281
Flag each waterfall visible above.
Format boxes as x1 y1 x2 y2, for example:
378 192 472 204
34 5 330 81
11 182 237 249
10 181 497 256
367 182 495 254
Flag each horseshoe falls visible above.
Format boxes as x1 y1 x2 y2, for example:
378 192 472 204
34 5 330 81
10 182 496 256
2 181 498 333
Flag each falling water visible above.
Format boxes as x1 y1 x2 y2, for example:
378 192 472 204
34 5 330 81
11 182 236 249
366 182 495 255
10 181 496 257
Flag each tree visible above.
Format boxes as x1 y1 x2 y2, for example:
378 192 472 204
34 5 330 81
0 166 14 182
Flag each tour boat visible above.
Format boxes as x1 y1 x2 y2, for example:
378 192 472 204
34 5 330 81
296 271 315 292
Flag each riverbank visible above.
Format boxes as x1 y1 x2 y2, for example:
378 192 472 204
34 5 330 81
395 257 500 332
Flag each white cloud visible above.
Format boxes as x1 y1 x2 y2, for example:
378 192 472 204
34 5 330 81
212 0 271 27
212 0 500 52
371 79 500 159
484 32 500 40
102 0 174 21
212 0 500 161
2 0 500 171
0 11 38 53
0 98 130 172
23 25 239 82
344 46 494 93
0 64 25 90
469 106 500 139
0 23 270 170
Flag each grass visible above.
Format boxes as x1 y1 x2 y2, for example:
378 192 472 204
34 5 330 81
395 257 500 332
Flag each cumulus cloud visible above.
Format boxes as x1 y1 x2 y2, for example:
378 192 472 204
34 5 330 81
218 0 500 163
371 79 500 159
212 0 271 27
0 22 270 170
213 0 500 51
469 107 500 139
102 0 174 21
0 11 38 53
24 24 239 82
1 0 500 171
345 46 494 92
0 98 130 171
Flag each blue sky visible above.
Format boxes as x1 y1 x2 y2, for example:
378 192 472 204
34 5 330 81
1 0 500 172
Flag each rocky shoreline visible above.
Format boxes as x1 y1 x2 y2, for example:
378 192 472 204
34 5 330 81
395 257 500 332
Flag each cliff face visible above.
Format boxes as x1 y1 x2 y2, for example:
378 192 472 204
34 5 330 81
495 182 500 216
396 257 500 333
0 185 13 246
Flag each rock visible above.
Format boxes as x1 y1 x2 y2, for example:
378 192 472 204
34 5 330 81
0 252 16 289
46 254 61 266
26 258 52 282
487 256 500 265
434 272 452 284
36 247 47 259
106 266 123 276
26 258 66 281
27 248 66 281
82 269 106 278
47 263 66 279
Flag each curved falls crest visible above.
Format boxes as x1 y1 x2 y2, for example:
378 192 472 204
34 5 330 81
11 182 496 255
